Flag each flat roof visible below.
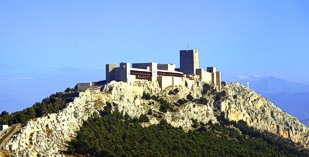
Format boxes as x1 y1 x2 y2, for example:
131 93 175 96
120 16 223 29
158 69 183 74
130 68 183 74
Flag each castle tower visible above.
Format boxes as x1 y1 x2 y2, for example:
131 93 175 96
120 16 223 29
180 50 199 75
106 64 117 83
119 62 131 82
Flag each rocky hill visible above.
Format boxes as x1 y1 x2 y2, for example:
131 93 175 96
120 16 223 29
220 83 309 145
229 75 309 120
1 80 309 156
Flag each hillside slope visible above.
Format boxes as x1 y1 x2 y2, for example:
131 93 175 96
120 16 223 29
2 80 309 156
220 83 309 145
230 75 309 120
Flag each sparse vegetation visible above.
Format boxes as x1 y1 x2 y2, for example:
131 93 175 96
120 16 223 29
142 92 173 113
147 109 152 115
202 83 211 95
195 97 208 105
142 92 151 100
64 87 76 93
221 81 227 87
0 90 70 125
159 103 170 113
215 90 227 102
186 94 194 101
233 95 238 99
168 88 180 95
177 98 187 105
186 93 209 105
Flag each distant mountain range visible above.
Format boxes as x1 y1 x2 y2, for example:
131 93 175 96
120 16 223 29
228 75 309 124
228 75 309 94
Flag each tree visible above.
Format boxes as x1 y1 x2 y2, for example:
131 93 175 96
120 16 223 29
177 99 187 105
142 92 151 100
186 94 194 101
1 111 9 117
68 109 308 157
25 107 36 119
65 87 76 93
160 105 167 113
202 83 211 95
196 97 208 105
0 111 9 124
221 81 227 87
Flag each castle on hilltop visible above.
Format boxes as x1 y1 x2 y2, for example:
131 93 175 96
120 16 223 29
76 49 221 91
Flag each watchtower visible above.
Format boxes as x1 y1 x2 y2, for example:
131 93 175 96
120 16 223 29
179 50 199 75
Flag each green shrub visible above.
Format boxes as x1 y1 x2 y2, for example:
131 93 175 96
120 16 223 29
177 99 187 105
221 81 227 87
147 109 153 115
0 91 67 125
142 92 151 100
186 94 194 101
196 97 208 105
168 88 180 95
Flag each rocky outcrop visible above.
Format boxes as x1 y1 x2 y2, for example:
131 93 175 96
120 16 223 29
103 80 216 131
220 83 309 148
3 80 216 156
4 93 98 156
2 81 309 156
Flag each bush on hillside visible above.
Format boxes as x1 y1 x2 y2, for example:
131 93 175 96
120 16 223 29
0 90 69 125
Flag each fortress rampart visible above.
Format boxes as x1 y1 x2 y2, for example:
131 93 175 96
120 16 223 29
75 49 221 91
105 50 221 90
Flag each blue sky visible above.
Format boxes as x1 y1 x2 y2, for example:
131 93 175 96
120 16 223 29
0 0 309 112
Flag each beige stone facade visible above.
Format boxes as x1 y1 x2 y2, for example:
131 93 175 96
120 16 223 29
180 50 221 91
106 62 184 89
105 49 221 90
76 49 221 91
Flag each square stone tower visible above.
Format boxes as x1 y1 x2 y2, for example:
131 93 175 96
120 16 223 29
180 50 199 75
106 64 118 83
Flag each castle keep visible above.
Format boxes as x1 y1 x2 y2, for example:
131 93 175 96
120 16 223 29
180 50 199 75
105 49 221 90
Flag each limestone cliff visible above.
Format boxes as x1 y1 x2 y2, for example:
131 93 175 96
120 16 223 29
3 93 98 156
220 83 309 148
2 81 309 156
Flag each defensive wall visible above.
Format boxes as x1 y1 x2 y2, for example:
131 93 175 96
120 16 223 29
76 49 222 91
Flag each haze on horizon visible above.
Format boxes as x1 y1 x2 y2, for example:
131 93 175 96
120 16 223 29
0 0 308 113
